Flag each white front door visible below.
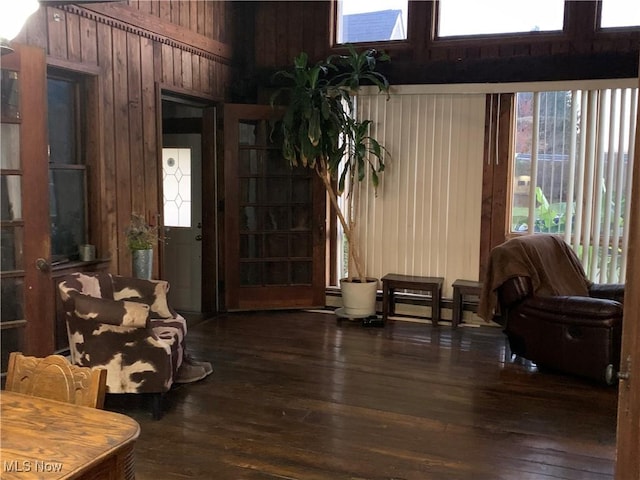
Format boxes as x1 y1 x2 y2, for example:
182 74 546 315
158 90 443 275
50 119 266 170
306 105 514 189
162 134 202 312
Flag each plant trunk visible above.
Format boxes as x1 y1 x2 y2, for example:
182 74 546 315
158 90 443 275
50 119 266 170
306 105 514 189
316 160 366 282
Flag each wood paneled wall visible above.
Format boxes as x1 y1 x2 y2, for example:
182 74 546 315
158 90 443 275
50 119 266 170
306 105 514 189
247 1 640 84
252 1 332 70
15 1 234 275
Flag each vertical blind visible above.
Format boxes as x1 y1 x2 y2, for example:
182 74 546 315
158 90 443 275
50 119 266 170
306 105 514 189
519 88 638 283
350 90 486 298
343 81 636 301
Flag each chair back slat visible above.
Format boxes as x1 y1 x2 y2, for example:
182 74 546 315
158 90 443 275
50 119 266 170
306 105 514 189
5 352 107 409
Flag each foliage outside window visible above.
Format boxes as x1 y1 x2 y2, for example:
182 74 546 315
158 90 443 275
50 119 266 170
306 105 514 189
511 88 638 284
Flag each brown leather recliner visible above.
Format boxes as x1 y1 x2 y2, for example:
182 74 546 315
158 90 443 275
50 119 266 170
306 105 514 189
479 235 624 384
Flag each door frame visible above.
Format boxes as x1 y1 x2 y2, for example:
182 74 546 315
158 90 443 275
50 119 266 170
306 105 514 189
156 85 219 315
614 67 640 480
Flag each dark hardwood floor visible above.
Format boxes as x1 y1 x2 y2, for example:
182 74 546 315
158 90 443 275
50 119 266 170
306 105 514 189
107 311 618 480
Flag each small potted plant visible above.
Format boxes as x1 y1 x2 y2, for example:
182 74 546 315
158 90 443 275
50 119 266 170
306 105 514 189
271 45 390 317
125 213 158 279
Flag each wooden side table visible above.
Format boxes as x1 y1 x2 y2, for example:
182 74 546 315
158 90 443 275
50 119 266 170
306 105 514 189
452 279 482 329
382 274 444 326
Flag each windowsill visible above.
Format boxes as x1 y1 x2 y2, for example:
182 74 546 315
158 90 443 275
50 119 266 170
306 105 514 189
51 258 111 274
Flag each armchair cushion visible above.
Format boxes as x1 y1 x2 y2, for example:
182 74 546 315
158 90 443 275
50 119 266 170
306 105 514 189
58 272 113 302
111 276 175 318
73 295 150 328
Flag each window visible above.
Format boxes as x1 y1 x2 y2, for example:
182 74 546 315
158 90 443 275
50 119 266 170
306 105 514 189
437 0 565 37
47 73 87 262
162 148 192 228
510 87 638 283
1 68 25 329
335 0 408 44
600 0 640 28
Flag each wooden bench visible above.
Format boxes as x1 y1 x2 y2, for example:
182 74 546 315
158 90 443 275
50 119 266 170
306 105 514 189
452 279 483 329
382 274 444 326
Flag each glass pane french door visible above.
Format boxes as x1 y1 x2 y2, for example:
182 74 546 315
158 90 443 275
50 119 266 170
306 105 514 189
1 71 26 371
0 45 53 372
224 104 325 310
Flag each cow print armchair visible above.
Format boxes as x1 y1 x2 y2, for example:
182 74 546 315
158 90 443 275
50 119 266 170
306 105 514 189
58 272 187 418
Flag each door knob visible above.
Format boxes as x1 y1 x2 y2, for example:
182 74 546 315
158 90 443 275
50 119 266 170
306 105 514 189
195 234 203 241
35 258 50 272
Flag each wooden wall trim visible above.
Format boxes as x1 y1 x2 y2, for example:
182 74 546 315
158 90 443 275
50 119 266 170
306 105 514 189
479 93 513 278
46 56 101 75
158 82 221 104
59 3 232 65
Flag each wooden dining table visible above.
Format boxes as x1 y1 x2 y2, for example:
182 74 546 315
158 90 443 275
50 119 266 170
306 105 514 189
1 390 140 479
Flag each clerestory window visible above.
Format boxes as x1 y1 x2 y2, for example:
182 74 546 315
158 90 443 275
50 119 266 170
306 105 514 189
437 0 565 37
335 0 408 44
599 0 640 29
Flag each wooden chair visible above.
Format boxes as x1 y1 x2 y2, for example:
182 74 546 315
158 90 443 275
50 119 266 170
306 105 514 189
5 352 107 409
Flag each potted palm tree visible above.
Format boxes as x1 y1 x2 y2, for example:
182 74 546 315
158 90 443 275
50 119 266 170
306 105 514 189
271 45 390 316
125 213 158 280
